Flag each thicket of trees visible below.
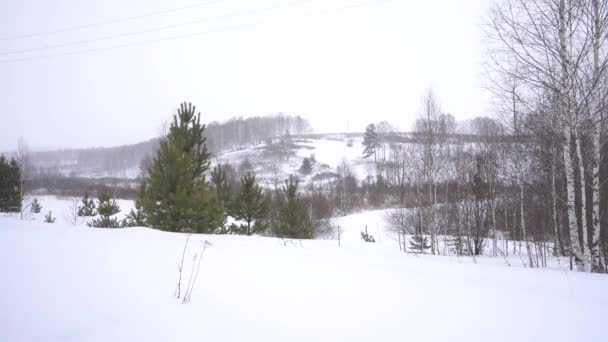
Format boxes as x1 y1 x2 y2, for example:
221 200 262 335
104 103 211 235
483 0 608 272
136 103 317 239
204 114 312 153
0 155 21 213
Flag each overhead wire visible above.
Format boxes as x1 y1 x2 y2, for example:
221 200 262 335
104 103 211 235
1 0 312 56
0 0 224 41
0 0 394 64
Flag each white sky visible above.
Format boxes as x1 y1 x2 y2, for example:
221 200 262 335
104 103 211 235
0 0 493 151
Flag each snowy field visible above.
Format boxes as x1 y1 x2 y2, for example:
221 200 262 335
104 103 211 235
1 200 607 341
18 195 135 227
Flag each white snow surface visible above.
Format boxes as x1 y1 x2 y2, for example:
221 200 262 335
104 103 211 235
21 195 135 227
1 211 607 341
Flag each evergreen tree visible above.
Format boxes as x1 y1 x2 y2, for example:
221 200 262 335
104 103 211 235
0 155 21 213
410 211 431 253
361 226 376 243
362 123 378 163
30 197 42 213
211 164 231 221
44 211 55 223
121 203 146 227
78 192 97 216
233 173 268 235
275 175 314 239
299 157 312 175
88 192 121 228
409 234 431 253
140 102 221 233
121 185 146 227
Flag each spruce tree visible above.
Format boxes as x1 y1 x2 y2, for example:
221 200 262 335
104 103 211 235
88 192 121 228
276 175 314 239
78 192 97 216
140 102 221 233
362 123 378 162
30 197 42 213
233 172 268 235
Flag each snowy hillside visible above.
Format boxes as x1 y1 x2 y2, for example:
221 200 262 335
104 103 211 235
1 216 606 342
216 135 374 188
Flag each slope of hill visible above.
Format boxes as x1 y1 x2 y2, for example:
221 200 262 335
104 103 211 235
1 216 606 342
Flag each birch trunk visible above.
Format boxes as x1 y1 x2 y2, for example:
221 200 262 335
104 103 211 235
574 129 591 271
564 129 585 270
550 153 563 256
559 0 585 272
589 0 603 273
519 169 533 268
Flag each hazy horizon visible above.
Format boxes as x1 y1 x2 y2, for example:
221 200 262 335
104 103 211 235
1 0 492 151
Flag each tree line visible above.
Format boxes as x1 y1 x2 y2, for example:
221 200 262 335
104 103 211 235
481 0 607 273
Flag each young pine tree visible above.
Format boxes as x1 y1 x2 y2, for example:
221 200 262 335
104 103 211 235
276 175 314 239
233 173 268 235
410 210 430 253
361 226 376 243
78 192 97 216
140 102 221 233
88 192 121 228
44 211 55 223
121 184 146 227
30 197 42 213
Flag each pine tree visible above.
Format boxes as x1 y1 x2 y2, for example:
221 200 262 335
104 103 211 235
275 175 314 239
233 173 268 235
121 203 146 227
121 185 146 227
211 164 231 222
88 192 121 228
78 192 97 216
30 197 42 213
140 102 221 233
44 211 55 223
362 123 378 163
410 210 430 253
299 157 312 175
409 234 431 253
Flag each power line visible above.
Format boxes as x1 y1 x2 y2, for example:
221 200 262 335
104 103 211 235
0 0 224 41
0 0 393 64
1 0 311 56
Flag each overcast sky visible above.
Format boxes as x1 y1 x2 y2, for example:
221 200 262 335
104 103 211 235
0 0 492 151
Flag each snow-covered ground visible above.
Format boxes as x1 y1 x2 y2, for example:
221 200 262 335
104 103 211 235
20 195 135 227
1 206 607 341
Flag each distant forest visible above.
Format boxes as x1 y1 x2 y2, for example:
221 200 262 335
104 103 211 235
26 113 313 180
